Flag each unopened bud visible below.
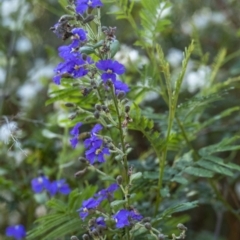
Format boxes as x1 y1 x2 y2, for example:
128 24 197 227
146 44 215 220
91 229 99 237
101 26 108 32
65 103 75 107
69 113 77 120
158 234 165 240
177 223 187 231
144 222 152 230
82 234 89 240
95 104 102 111
83 14 95 23
75 168 87 177
78 157 88 163
125 105 130 113
71 236 79 240
82 53 88 61
116 175 122 185
94 111 100 119
117 91 125 99
59 15 75 23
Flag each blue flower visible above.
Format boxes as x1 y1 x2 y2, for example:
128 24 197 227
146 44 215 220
70 122 82 136
113 209 143 228
96 59 125 82
46 179 71 196
83 123 103 149
95 216 106 227
70 122 82 148
31 176 50 193
89 217 106 232
77 197 100 220
113 80 129 94
75 0 103 14
85 146 110 164
5 225 26 240
53 53 92 85
95 183 119 202
71 28 87 48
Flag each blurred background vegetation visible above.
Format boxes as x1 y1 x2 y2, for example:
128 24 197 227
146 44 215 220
1 0 240 239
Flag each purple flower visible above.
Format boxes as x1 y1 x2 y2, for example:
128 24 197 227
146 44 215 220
5 225 26 240
113 209 143 228
96 59 125 82
70 122 82 136
31 176 50 193
83 123 103 149
70 122 82 148
95 183 119 202
71 28 87 48
53 53 92 85
85 146 110 164
91 123 103 134
89 217 106 232
46 179 71 196
77 197 100 219
95 216 106 227
113 80 129 94
75 0 103 14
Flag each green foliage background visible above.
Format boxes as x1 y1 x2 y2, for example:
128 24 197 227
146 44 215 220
1 0 240 239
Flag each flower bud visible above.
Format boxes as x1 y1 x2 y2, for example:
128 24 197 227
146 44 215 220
144 222 152 230
158 234 166 240
116 175 122 185
177 223 187 231
91 229 99 237
95 104 102 111
71 236 79 240
117 91 125 99
83 14 95 24
65 103 75 108
59 15 75 23
82 234 89 240
94 111 100 119
78 157 88 163
75 168 87 177
101 26 108 32
125 105 130 113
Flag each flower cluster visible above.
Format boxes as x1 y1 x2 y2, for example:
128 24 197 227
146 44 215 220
31 175 71 196
77 183 119 219
5 225 26 240
70 123 110 164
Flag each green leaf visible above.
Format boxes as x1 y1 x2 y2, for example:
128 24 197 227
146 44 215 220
184 167 214 178
143 171 159 180
197 159 234 177
130 172 142 183
157 201 198 220
110 199 127 207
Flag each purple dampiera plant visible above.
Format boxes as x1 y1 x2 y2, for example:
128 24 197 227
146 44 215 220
75 0 103 14
113 209 143 228
5 225 26 240
96 59 125 82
